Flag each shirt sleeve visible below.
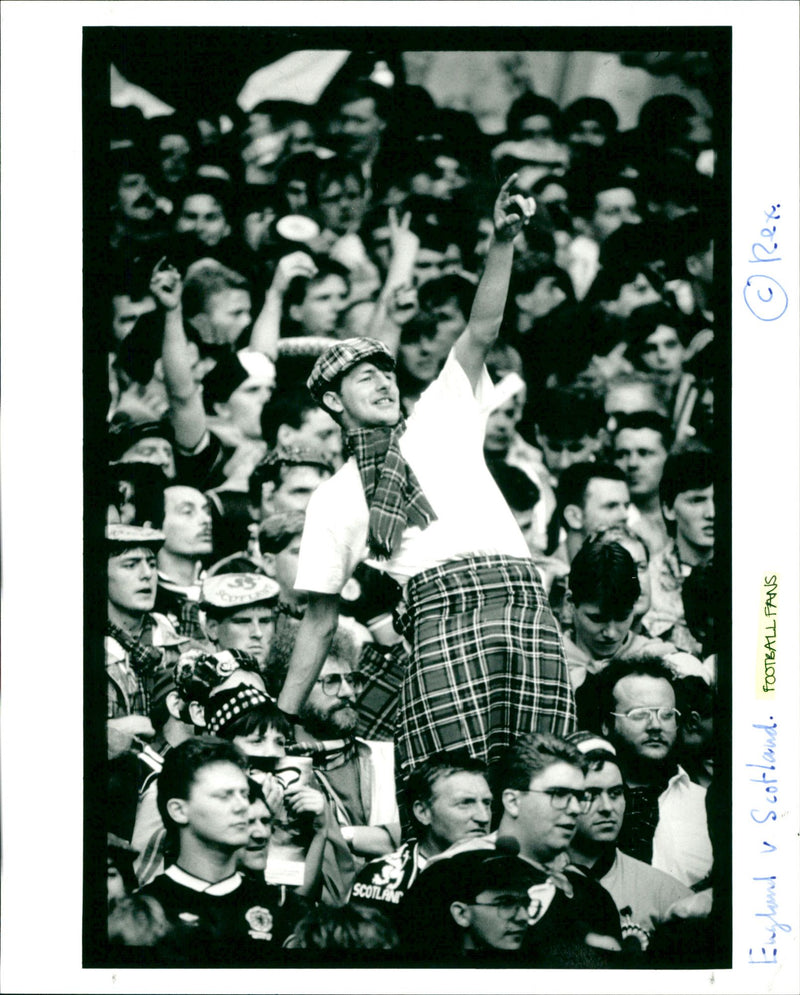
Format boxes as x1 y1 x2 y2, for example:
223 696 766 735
294 475 367 595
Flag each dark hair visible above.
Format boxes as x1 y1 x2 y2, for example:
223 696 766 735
314 155 366 198
107 460 167 527
404 750 489 818
506 92 561 138
487 461 540 512
681 559 719 651
247 447 332 507
613 410 674 450
288 903 399 951
510 259 574 301
321 78 392 125
674 674 714 720
625 302 689 361
534 385 604 440
259 384 320 448
492 732 587 796
569 538 640 615
156 737 248 843
596 657 676 729
563 97 618 137
557 461 627 521
659 447 714 510
418 273 476 318
588 522 650 564
216 699 292 742
584 257 658 306
283 257 351 314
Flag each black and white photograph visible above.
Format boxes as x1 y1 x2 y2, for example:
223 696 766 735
1 4 798 993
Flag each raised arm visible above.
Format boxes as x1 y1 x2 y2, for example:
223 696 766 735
367 208 420 354
277 591 340 716
151 259 207 450
453 174 535 390
248 250 319 359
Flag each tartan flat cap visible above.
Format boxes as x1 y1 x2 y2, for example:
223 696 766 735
307 337 395 404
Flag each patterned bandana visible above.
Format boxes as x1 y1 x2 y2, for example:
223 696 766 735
344 418 437 559
106 618 163 675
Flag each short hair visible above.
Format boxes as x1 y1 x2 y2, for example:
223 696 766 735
563 97 619 137
596 656 676 729
259 384 320 448
322 77 391 124
182 260 250 319
510 259 574 301
603 371 672 417
613 411 674 451
584 258 658 306
487 461 540 512
156 737 248 841
314 155 366 198
215 699 292 743
492 732 587 796
659 447 714 510
506 92 561 137
417 273 476 318
247 447 332 507
588 522 650 564
404 750 489 817
288 903 399 951
534 385 604 440
557 461 627 519
568 538 640 615
284 257 351 313
624 302 689 361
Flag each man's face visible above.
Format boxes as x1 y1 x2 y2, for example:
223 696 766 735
455 888 531 950
204 289 252 346
639 325 686 383
237 798 272 873
318 175 367 235
613 428 668 502
538 433 600 481
121 436 176 479
282 408 342 470
261 465 329 519
331 361 400 432
604 674 678 762
112 294 156 344
208 605 275 667
328 96 384 159
428 297 467 352
116 172 156 222
290 275 348 336
218 377 274 441
413 247 446 287
573 601 635 660
569 118 608 149
399 332 441 384
609 272 662 319
158 133 192 185
508 760 586 861
172 761 250 849
108 547 158 614
591 187 641 242
415 772 493 852
516 275 568 324
298 657 360 738
271 534 303 594
575 762 626 846
175 193 231 247
484 396 523 457
666 484 715 551
162 486 213 557
580 478 631 534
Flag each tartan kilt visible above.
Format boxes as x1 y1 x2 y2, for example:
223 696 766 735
396 554 576 772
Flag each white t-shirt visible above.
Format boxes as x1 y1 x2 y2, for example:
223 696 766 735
295 352 531 594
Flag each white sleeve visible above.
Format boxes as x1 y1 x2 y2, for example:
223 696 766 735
294 473 368 595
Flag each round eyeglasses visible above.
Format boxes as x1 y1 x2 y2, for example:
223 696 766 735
315 671 365 696
517 787 592 813
469 896 541 920
610 707 681 725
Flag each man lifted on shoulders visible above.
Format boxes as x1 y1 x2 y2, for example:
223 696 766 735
278 175 575 771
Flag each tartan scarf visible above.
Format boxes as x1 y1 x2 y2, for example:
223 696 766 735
344 418 437 559
106 618 163 675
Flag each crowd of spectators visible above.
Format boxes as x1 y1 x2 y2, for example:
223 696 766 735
102 48 723 967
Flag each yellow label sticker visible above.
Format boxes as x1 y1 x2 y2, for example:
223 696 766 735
757 574 778 698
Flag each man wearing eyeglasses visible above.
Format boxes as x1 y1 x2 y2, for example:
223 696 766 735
597 656 713 887
566 733 693 954
418 733 623 966
295 639 401 867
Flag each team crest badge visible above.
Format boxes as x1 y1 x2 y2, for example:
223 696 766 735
245 905 274 940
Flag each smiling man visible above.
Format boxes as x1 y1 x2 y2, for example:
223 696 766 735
279 176 575 772
135 737 297 962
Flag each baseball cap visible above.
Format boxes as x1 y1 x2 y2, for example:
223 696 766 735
307 337 395 405
200 572 280 610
